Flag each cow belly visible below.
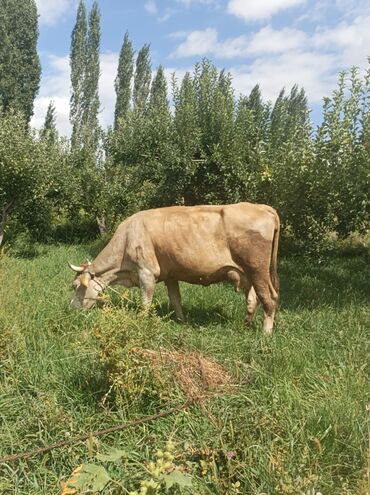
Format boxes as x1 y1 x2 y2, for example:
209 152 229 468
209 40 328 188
174 266 242 286
156 248 242 285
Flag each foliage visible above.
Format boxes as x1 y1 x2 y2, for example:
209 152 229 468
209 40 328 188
70 0 87 150
41 100 58 145
62 439 192 494
69 0 105 232
0 111 66 245
83 1 101 152
0 0 40 123
1 9 369 250
107 57 369 250
114 31 134 129
133 44 152 112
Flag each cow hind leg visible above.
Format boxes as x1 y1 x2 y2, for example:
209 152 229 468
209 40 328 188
250 273 277 335
138 268 156 312
165 280 185 321
245 285 258 326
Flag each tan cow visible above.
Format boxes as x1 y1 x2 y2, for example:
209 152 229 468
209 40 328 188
69 203 280 334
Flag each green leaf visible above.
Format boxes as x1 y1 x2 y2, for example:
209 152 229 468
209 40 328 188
72 464 111 492
162 470 192 489
96 447 127 462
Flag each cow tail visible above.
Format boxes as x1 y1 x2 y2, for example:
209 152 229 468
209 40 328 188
269 212 280 303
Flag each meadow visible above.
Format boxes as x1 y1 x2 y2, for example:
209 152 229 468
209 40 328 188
0 241 369 494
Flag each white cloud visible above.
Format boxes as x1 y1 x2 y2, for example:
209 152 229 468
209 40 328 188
145 1 173 22
31 55 71 135
231 50 337 103
216 35 250 58
144 0 158 15
171 26 307 59
99 53 119 129
158 9 174 22
36 0 76 26
227 0 305 22
247 25 307 54
32 96 70 135
177 0 218 6
215 26 307 58
31 52 121 136
313 15 370 67
168 30 190 39
335 0 370 17
171 28 218 58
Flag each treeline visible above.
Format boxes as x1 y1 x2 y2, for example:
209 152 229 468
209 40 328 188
0 0 369 250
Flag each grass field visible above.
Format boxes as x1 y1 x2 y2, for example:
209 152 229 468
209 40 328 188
0 241 369 495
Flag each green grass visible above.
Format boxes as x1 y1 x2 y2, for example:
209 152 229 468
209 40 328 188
0 243 369 494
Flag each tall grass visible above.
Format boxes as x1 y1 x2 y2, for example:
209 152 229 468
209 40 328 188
0 244 369 494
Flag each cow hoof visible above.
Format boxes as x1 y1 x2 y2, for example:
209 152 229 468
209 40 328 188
263 328 273 336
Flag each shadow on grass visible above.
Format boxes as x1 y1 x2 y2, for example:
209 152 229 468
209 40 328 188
66 362 112 409
279 254 370 310
155 302 228 327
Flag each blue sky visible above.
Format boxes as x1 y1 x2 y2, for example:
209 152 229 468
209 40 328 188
32 0 370 135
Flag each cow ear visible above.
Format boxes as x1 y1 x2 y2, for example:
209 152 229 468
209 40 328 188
87 261 95 276
80 273 90 288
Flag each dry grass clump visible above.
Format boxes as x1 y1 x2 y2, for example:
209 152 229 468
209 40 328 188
132 347 235 400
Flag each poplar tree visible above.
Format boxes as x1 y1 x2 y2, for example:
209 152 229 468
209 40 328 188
70 0 87 149
148 65 168 112
172 72 201 204
133 44 151 112
133 65 174 207
0 0 41 123
114 32 134 129
83 0 101 151
41 101 58 144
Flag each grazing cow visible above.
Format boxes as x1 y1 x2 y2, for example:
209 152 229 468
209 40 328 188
69 203 280 334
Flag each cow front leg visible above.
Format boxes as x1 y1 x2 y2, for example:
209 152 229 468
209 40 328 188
139 268 156 312
165 280 185 321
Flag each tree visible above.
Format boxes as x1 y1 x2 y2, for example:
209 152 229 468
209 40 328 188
83 0 101 151
191 61 236 204
148 65 167 111
0 112 50 245
172 72 201 204
0 0 41 123
70 0 87 150
114 32 134 129
313 67 370 239
41 101 58 144
133 44 151 112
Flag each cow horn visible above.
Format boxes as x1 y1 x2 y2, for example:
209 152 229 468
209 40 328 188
68 262 85 273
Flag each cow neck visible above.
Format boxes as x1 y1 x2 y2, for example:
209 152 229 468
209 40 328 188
90 262 121 287
90 240 124 287
88 222 129 287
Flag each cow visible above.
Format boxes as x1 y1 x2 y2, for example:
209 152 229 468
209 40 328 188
69 202 280 334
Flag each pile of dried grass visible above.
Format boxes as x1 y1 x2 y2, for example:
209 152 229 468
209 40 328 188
132 347 235 400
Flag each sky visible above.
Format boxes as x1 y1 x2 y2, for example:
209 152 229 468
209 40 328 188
32 0 370 136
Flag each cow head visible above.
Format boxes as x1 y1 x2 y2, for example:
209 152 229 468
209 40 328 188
69 262 104 309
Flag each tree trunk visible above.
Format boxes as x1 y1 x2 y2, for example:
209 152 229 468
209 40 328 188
96 215 107 235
